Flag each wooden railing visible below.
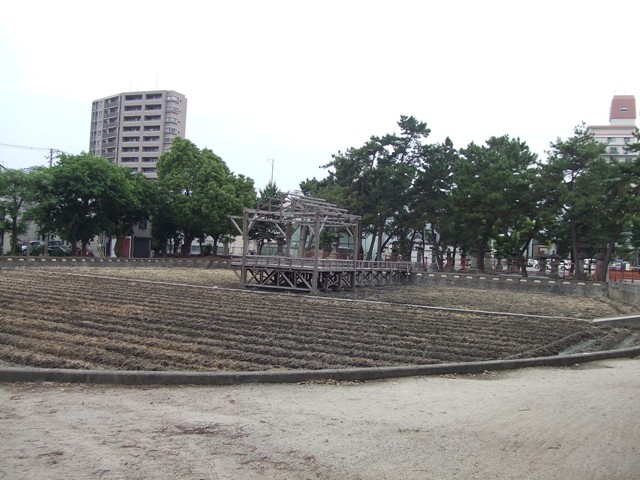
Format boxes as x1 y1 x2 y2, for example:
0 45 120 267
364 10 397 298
234 255 412 272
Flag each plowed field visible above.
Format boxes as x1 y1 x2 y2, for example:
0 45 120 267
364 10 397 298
0 267 638 371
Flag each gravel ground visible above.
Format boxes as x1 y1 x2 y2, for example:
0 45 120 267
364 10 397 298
1 357 639 479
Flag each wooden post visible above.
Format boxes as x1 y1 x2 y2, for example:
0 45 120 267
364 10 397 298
241 209 248 286
354 219 361 286
311 212 320 293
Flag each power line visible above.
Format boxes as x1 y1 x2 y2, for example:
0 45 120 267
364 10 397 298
0 142 67 169
0 142 56 152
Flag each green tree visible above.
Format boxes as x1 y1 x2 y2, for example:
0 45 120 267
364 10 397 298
322 116 427 260
32 153 137 253
249 182 282 255
157 138 256 256
411 138 458 270
542 125 608 279
452 135 539 273
105 171 159 257
0 168 40 254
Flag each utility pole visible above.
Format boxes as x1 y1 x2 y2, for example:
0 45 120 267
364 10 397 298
267 158 275 185
41 149 61 256
48 148 61 167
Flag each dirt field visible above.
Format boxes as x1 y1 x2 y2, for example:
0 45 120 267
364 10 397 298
0 267 638 371
1 358 639 479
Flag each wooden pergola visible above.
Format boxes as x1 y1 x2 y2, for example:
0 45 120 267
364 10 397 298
230 192 411 292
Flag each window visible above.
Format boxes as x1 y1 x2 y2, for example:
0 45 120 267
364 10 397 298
165 116 178 124
166 106 180 114
607 137 615 143
610 147 619 154
122 147 140 152
123 126 140 132
124 116 141 122
130 167 139 172
167 95 180 103
141 167 157 173
621 107 629 112
142 156 159 162
123 136 140 142
124 105 142 111
143 136 160 142
143 146 159 152
145 104 162 110
624 137 631 143
144 125 160 131
121 157 139 163
125 94 143 101
146 93 162 100
165 127 178 134
144 115 161 121
138 219 148 230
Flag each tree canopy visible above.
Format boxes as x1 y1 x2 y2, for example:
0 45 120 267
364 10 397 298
302 116 639 276
31 153 156 253
0 167 40 254
156 137 256 255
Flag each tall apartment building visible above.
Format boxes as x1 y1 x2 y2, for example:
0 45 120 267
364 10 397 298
587 95 637 162
89 90 187 179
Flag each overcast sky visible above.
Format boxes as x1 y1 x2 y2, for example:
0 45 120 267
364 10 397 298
1 1 639 192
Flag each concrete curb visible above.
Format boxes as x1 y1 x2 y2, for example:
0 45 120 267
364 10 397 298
592 315 640 328
1 347 639 386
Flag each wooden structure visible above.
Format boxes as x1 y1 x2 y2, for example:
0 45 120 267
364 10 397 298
230 193 412 292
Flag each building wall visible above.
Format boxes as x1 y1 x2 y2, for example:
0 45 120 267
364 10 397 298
89 90 187 179
587 95 637 162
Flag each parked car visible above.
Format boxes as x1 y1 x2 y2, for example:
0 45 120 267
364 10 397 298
21 241 43 253
74 246 94 257
542 259 571 272
48 245 72 256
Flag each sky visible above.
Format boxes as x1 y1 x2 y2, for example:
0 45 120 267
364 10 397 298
1 1 639 193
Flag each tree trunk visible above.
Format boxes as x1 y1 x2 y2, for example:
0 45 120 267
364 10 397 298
298 226 308 257
114 235 125 257
476 240 487 274
570 220 583 280
365 229 376 261
375 227 384 261
599 240 616 282
182 233 195 257
10 217 19 255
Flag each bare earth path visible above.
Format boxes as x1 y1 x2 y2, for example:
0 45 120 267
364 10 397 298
1 357 639 480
